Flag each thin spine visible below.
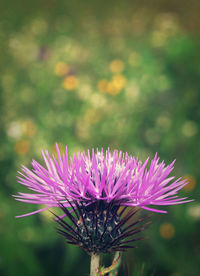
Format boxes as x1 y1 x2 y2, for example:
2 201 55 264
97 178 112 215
118 206 127 217
110 208 138 235
100 202 113 242
121 214 152 234
95 202 98 236
59 202 80 229
51 211 84 242
50 210 78 235
56 228 80 244
66 198 80 220
77 202 93 245
104 218 151 249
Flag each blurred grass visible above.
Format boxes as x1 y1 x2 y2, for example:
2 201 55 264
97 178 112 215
0 0 200 275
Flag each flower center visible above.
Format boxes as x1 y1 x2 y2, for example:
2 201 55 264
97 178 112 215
77 202 122 253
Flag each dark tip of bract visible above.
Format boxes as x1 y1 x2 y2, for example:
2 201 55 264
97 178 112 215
53 200 150 254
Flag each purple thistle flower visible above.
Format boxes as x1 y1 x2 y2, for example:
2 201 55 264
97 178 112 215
15 145 192 253
15 145 191 217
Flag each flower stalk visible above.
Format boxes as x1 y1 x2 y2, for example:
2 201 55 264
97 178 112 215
90 253 100 276
98 251 121 275
90 252 121 276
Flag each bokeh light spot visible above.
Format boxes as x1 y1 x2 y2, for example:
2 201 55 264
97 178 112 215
14 140 30 155
40 209 56 221
112 74 126 91
160 223 175 239
145 128 160 145
183 175 196 191
109 59 124 73
63 75 78 90
84 109 101 124
188 205 200 219
125 82 140 100
90 93 107 108
76 120 89 140
156 115 171 129
98 79 109 93
51 142 65 156
182 121 198 137
23 120 37 138
106 82 120 95
7 121 23 139
98 76 126 95
54 62 69 76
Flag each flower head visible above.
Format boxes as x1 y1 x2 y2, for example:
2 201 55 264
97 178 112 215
15 145 192 253
15 145 191 216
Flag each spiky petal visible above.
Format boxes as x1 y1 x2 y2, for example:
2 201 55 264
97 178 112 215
14 145 192 217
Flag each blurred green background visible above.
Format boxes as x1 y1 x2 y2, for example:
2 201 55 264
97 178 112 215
0 0 200 275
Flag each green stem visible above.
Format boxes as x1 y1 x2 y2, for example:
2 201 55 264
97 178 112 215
90 253 100 276
99 252 121 275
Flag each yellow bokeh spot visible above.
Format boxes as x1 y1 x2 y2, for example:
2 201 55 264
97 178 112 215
84 109 101 124
112 74 126 91
54 62 69 76
62 75 78 90
51 142 65 156
125 82 140 100
182 120 198 137
106 82 120 95
40 209 56 221
15 140 30 155
98 79 109 93
160 223 175 239
98 75 126 95
98 79 119 95
188 205 200 219
156 115 171 129
23 120 36 137
109 59 124 73
183 175 196 191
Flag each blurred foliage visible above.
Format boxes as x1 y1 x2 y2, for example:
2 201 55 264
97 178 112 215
0 0 200 275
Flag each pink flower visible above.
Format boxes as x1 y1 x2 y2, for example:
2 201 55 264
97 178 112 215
14 145 192 217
